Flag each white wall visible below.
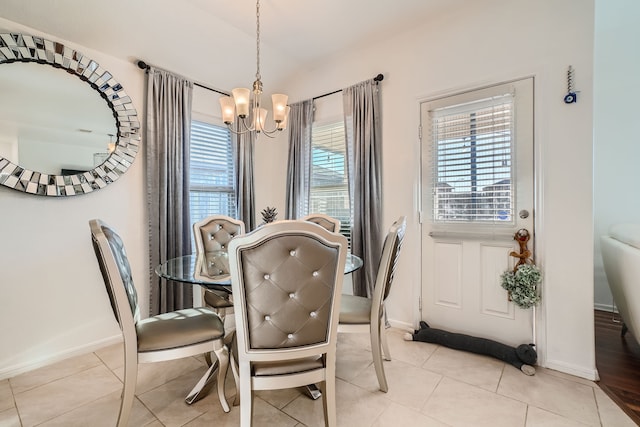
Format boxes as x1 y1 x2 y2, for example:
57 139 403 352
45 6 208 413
0 0 600 381
0 18 148 378
593 0 640 311
273 0 597 378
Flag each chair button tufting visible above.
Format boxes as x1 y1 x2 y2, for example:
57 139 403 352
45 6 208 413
221 244 225 249
312 271 319 277
264 273 270 280
310 311 317 318
289 293 295 299
289 250 296 256
265 315 271 321
287 333 293 339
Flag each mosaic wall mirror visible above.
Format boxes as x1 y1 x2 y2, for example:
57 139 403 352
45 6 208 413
0 33 140 196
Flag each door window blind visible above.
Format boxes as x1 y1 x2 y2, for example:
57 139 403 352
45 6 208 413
189 120 236 228
310 121 352 245
429 94 514 224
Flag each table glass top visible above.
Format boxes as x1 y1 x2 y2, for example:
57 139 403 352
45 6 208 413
155 252 363 290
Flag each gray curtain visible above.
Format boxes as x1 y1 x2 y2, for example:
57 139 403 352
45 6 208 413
285 100 314 219
343 79 383 298
145 67 194 315
235 128 256 230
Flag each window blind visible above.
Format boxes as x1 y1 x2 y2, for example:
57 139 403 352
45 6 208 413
189 120 236 229
429 94 514 224
310 121 352 244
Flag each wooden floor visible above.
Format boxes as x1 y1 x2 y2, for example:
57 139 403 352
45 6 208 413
595 309 640 424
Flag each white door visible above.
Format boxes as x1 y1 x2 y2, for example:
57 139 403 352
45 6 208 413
420 78 535 346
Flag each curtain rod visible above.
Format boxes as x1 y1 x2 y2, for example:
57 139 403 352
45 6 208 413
312 73 384 101
136 60 230 96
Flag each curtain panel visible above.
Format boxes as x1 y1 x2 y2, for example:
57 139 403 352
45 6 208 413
145 67 194 315
343 79 383 298
235 128 256 230
285 100 314 219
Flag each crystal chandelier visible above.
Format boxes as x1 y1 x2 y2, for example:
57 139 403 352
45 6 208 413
219 0 290 138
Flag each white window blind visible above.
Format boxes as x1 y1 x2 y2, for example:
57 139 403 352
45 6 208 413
310 121 352 245
189 120 236 228
430 94 514 224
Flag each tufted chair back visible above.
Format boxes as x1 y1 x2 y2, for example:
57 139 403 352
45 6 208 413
376 216 406 304
193 215 245 254
91 219 140 330
228 220 347 427
302 213 341 233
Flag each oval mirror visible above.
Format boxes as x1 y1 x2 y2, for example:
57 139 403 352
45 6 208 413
0 33 140 196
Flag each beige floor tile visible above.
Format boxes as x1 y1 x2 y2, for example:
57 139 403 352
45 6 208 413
0 407 21 427
9 352 103 395
422 377 527 427
113 355 207 395
93 341 124 372
336 339 375 382
387 329 439 367
255 387 303 409
537 366 597 388
13 364 122 427
525 406 590 426
422 346 505 392
282 378 391 427
593 386 637 427
0 380 14 412
37 390 156 427
497 366 600 426
351 358 442 410
373 402 450 427
137 366 231 427
337 330 372 350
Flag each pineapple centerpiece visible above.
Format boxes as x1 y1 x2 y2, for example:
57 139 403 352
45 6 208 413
260 206 278 225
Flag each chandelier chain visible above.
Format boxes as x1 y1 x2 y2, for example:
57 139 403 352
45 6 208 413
255 0 261 82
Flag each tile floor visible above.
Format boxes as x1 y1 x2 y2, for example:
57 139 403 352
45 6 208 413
0 328 636 427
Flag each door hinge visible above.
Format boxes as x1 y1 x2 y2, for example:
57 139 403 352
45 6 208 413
418 295 422 312
418 211 423 224
418 125 422 140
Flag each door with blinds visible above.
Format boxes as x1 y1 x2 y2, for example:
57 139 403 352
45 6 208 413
420 78 535 346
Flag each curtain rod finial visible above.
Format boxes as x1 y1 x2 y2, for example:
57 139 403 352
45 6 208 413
136 60 148 70
374 74 384 82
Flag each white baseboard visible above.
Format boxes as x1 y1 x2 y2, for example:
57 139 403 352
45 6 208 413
0 334 123 381
388 318 414 333
594 303 618 313
543 359 599 381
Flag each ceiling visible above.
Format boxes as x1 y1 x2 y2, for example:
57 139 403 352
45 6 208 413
0 0 463 93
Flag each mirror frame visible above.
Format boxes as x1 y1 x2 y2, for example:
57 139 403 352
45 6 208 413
0 33 140 196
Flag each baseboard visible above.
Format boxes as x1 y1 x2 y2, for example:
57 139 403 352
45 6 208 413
543 359 599 381
388 318 414 333
594 303 618 313
0 334 122 381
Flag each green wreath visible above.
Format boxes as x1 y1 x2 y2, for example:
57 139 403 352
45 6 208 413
500 263 542 309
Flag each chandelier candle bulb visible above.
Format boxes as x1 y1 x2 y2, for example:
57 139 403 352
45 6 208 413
272 94 288 122
219 97 236 124
231 88 251 117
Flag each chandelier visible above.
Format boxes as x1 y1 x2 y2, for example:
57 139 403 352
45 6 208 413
219 0 289 138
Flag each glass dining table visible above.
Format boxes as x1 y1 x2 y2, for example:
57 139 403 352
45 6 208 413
155 251 363 404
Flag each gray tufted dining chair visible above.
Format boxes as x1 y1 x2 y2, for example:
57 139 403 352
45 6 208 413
338 216 406 393
227 220 348 427
90 219 229 427
302 213 341 233
193 215 245 316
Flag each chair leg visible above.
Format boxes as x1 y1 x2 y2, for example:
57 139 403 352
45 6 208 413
381 315 391 362
230 352 240 406
321 362 337 427
371 320 389 392
117 342 138 427
213 341 230 413
239 362 253 427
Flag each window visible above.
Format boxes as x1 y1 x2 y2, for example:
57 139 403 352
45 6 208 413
189 120 236 228
310 120 352 244
429 93 514 224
